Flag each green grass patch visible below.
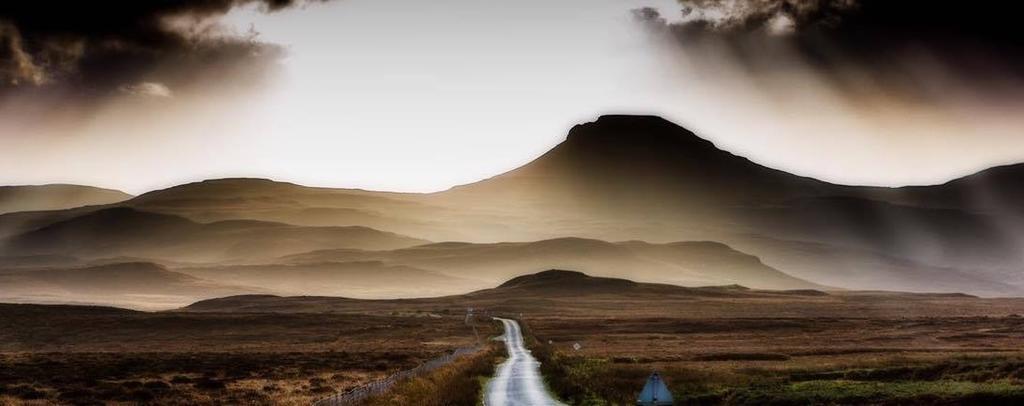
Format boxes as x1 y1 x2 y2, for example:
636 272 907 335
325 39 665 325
727 380 1024 405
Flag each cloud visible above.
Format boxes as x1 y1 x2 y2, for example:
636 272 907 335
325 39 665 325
636 0 1024 102
120 82 173 98
0 1 326 96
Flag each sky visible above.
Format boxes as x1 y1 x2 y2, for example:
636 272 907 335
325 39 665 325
1 0 1023 194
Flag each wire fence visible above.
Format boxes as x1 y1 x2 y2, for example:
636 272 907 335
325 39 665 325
312 345 483 406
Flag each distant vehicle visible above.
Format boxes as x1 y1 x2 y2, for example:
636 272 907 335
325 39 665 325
637 372 673 406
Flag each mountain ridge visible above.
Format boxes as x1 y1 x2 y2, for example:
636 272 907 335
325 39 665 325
2 114 1023 298
0 184 132 215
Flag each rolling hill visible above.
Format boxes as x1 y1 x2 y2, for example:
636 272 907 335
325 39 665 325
177 261 480 299
0 262 257 310
1 115 1023 297
183 270 1024 320
0 207 429 263
0 184 131 215
280 237 819 291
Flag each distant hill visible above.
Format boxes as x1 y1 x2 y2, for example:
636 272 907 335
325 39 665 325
3 115 1024 297
0 184 131 214
0 262 257 310
280 237 820 291
181 269 829 314
177 270 862 317
177 261 480 299
495 270 644 292
183 270 1024 320
484 269 821 297
0 207 429 263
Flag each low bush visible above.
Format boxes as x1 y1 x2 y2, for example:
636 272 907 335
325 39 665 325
364 344 502 406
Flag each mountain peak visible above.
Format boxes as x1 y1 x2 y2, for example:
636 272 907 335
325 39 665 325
564 115 718 152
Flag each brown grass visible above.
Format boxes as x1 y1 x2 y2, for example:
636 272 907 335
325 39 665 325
0 304 493 405
523 316 1024 405
363 342 504 406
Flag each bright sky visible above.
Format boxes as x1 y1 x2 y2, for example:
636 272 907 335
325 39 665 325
2 0 1023 194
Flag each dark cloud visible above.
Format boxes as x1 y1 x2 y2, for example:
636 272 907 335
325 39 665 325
637 0 1024 102
0 1 325 96
644 0 1023 46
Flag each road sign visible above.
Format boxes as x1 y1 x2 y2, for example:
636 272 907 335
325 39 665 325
637 372 673 405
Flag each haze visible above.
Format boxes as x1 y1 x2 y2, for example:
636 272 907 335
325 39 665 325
2 0 1023 194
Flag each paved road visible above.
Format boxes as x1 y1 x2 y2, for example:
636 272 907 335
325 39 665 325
485 318 564 406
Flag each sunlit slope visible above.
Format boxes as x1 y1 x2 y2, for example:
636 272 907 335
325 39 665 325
0 207 428 263
0 185 131 215
282 238 820 291
2 115 1023 295
0 262 257 309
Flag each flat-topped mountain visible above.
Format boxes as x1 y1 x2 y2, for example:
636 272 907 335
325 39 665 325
440 115 836 212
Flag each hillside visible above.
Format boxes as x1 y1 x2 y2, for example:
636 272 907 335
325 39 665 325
182 270 1024 319
177 261 480 299
2 115 1023 296
0 262 257 310
182 269 831 315
0 207 429 263
0 184 131 215
281 237 819 290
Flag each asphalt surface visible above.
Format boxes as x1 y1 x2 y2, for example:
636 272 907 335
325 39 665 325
485 318 564 406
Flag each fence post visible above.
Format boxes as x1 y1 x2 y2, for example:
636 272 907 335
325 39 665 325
312 345 483 405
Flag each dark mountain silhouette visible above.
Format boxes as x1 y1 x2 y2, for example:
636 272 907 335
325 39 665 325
484 269 821 297
0 184 131 215
439 115 837 213
496 270 639 292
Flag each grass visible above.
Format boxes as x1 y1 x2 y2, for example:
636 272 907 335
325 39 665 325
533 350 1024 405
727 380 1024 405
522 316 1024 405
0 305 495 405
363 342 503 406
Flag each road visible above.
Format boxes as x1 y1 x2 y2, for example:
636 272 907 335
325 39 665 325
485 318 565 406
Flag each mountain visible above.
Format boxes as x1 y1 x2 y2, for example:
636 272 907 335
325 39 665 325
177 261 480 299
2 115 1023 297
436 115 836 212
182 269 831 315
0 184 131 214
0 262 256 310
0 207 429 263
280 237 819 291
425 115 1024 295
124 178 466 241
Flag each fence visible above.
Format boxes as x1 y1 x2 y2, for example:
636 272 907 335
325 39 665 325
312 346 483 406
